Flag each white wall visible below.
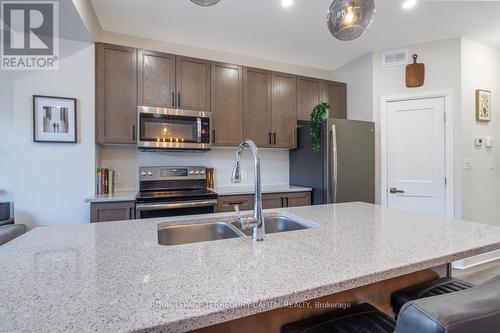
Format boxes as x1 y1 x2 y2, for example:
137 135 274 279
460 38 500 225
99 147 290 191
372 38 462 206
4 39 95 227
0 71 14 203
332 53 374 121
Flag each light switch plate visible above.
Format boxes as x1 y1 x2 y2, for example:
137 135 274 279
486 136 494 148
474 137 484 147
464 158 473 170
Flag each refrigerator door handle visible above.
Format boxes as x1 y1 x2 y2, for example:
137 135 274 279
331 124 338 203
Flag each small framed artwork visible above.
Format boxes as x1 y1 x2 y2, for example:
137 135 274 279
476 89 491 122
33 95 77 143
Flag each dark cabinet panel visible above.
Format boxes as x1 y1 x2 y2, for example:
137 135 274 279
272 72 297 148
262 193 284 209
176 56 211 111
243 67 273 147
96 43 137 144
284 192 311 208
138 50 176 108
321 81 347 119
217 191 312 212
211 62 244 146
218 195 254 212
297 77 321 121
90 201 135 223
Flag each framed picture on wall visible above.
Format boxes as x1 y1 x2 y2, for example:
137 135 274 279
476 89 491 122
33 95 77 143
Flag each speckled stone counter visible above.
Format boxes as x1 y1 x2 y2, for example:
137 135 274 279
2 202 500 333
85 191 137 203
85 186 312 203
211 185 312 196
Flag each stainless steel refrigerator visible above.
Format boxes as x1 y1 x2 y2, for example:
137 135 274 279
290 119 375 205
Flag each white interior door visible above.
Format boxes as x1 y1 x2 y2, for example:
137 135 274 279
386 97 446 216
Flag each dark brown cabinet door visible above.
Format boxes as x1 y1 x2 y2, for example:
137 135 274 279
297 77 321 121
218 195 254 212
321 81 347 119
244 67 273 147
272 72 297 148
284 192 311 208
211 62 243 146
96 43 137 144
262 193 284 209
176 56 210 111
138 49 176 108
90 201 135 222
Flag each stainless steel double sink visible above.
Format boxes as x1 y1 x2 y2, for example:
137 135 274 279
158 214 314 246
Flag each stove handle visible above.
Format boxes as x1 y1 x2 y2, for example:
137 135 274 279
136 199 218 213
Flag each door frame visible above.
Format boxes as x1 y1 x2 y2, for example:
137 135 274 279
380 90 454 218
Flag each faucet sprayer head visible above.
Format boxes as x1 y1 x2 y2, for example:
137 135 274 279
231 162 241 183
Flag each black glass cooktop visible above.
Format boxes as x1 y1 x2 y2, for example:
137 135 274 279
136 189 218 204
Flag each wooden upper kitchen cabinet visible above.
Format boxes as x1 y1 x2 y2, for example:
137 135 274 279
211 62 244 146
138 49 176 108
297 76 321 121
90 201 135 223
243 67 273 147
176 56 211 111
321 80 347 119
271 72 297 148
96 43 137 144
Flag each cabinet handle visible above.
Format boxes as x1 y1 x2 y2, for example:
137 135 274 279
228 201 244 205
212 129 216 143
171 92 175 107
285 197 289 207
273 133 276 145
178 92 181 108
280 197 284 207
132 125 136 141
268 132 272 144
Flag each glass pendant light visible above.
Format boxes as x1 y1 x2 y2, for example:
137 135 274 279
327 0 375 41
191 0 221 6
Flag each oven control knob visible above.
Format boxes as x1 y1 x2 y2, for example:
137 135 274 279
140 170 147 176
195 170 200 175
189 170 195 175
200 169 205 175
147 170 153 176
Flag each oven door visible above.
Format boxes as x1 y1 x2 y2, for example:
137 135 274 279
137 107 211 150
135 199 218 219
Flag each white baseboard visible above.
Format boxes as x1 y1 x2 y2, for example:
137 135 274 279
453 250 500 270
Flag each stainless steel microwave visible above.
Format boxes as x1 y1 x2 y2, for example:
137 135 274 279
137 106 211 151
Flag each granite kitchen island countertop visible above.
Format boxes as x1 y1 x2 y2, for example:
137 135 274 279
2 202 500 333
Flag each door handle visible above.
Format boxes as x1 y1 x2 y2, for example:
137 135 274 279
273 133 277 145
268 132 272 144
389 187 405 194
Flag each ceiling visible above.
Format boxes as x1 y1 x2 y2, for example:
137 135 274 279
90 0 500 71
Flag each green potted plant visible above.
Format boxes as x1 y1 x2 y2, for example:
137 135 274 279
309 102 330 154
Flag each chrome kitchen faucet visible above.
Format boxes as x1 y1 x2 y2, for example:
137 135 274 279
231 139 265 241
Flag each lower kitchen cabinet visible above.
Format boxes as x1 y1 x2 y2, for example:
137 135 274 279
90 201 135 223
217 191 311 212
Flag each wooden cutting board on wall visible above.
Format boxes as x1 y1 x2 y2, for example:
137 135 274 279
406 54 425 88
